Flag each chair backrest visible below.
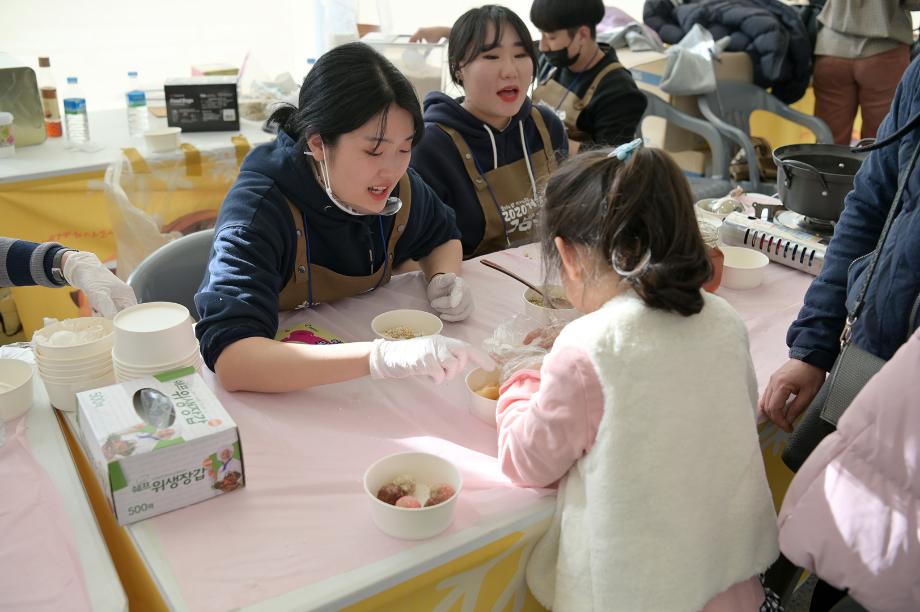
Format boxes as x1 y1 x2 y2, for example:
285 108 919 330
640 90 730 179
127 229 214 319
699 81 833 145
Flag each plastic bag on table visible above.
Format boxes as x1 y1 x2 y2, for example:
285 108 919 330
482 314 568 383
660 24 730 96
103 139 249 280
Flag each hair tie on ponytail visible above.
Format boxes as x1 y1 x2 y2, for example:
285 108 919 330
608 137 647 162
611 247 651 278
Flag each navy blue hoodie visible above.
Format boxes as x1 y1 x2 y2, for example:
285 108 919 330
195 130 461 370
410 93 567 257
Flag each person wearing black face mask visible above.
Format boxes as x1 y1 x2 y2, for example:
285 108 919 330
411 0 646 150
530 0 646 150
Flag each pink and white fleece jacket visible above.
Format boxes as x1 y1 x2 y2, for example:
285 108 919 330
496 290 779 612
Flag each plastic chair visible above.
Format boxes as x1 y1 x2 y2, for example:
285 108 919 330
127 229 214 319
638 90 734 200
698 81 834 191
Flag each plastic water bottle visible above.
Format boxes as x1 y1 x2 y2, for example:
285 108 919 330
126 71 149 137
63 76 90 144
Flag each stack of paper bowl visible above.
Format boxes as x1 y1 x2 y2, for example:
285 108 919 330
32 318 116 412
112 302 203 382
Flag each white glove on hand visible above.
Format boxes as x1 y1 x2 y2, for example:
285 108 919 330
426 273 474 322
369 335 495 384
62 251 138 318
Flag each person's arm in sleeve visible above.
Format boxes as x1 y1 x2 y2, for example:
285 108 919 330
786 73 909 371
581 74 648 148
535 106 570 162
0 237 136 317
497 345 605 487
0 237 67 287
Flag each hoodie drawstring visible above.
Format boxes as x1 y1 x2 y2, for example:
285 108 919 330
480 122 538 199
483 124 499 171
519 121 538 199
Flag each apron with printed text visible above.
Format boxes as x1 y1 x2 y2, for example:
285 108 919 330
437 108 557 257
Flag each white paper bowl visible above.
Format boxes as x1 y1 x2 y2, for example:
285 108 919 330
113 341 201 371
0 359 34 421
112 302 196 367
522 286 579 323
35 349 113 373
42 369 116 413
38 363 113 384
720 246 770 290
465 367 499 426
32 317 114 360
143 127 182 152
371 309 443 340
364 452 462 540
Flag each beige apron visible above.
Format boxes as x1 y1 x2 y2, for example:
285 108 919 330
532 62 623 142
277 175 412 310
437 108 557 257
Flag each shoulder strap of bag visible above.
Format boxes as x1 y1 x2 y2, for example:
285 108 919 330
843 115 920 345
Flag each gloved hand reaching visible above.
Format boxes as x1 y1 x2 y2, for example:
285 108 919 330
62 251 138 318
426 272 474 322
369 335 494 384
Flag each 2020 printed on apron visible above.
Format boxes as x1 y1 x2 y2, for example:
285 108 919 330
438 108 557 257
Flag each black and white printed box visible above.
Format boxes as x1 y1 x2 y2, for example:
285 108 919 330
164 76 240 132
75 368 244 525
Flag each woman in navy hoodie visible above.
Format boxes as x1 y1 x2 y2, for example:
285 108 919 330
195 43 490 394
411 5 568 259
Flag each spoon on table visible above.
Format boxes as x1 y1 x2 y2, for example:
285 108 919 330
480 258 556 309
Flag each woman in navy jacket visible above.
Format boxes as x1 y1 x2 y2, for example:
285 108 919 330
195 43 488 394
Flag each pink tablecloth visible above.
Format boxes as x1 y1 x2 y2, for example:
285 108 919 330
143 247 813 611
0 415 92 612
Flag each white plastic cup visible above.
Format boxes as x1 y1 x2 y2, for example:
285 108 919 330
0 359 34 421
364 452 462 540
522 286 579 324
720 246 770 290
371 309 443 340
465 368 499 426
143 127 181 152
112 302 196 367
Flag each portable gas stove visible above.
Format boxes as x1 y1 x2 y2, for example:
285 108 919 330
719 204 835 276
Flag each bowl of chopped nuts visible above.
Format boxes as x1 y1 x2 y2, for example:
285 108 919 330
371 309 443 341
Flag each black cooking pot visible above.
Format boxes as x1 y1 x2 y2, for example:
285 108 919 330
773 143 869 222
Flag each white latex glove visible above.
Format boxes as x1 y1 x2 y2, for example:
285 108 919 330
62 251 138 318
369 335 495 384
426 273 474 322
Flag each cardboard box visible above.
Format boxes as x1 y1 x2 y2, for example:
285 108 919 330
75 368 244 525
165 76 240 132
191 63 239 77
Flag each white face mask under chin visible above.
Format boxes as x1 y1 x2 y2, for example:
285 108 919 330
304 146 403 217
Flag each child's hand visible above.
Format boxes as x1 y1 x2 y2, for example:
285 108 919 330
523 322 566 351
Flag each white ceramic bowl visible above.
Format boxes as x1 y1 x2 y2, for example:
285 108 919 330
112 302 196 367
42 369 116 413
720 246 770 290
371 309 443 340
32 318 114 360
465 367 499 426
364 452 462 540
143 127 182 152
522 286 579 323
0 359 34 421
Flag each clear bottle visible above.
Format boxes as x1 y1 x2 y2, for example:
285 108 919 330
62 76 90 144
125 71 149 137
37 57 63 138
